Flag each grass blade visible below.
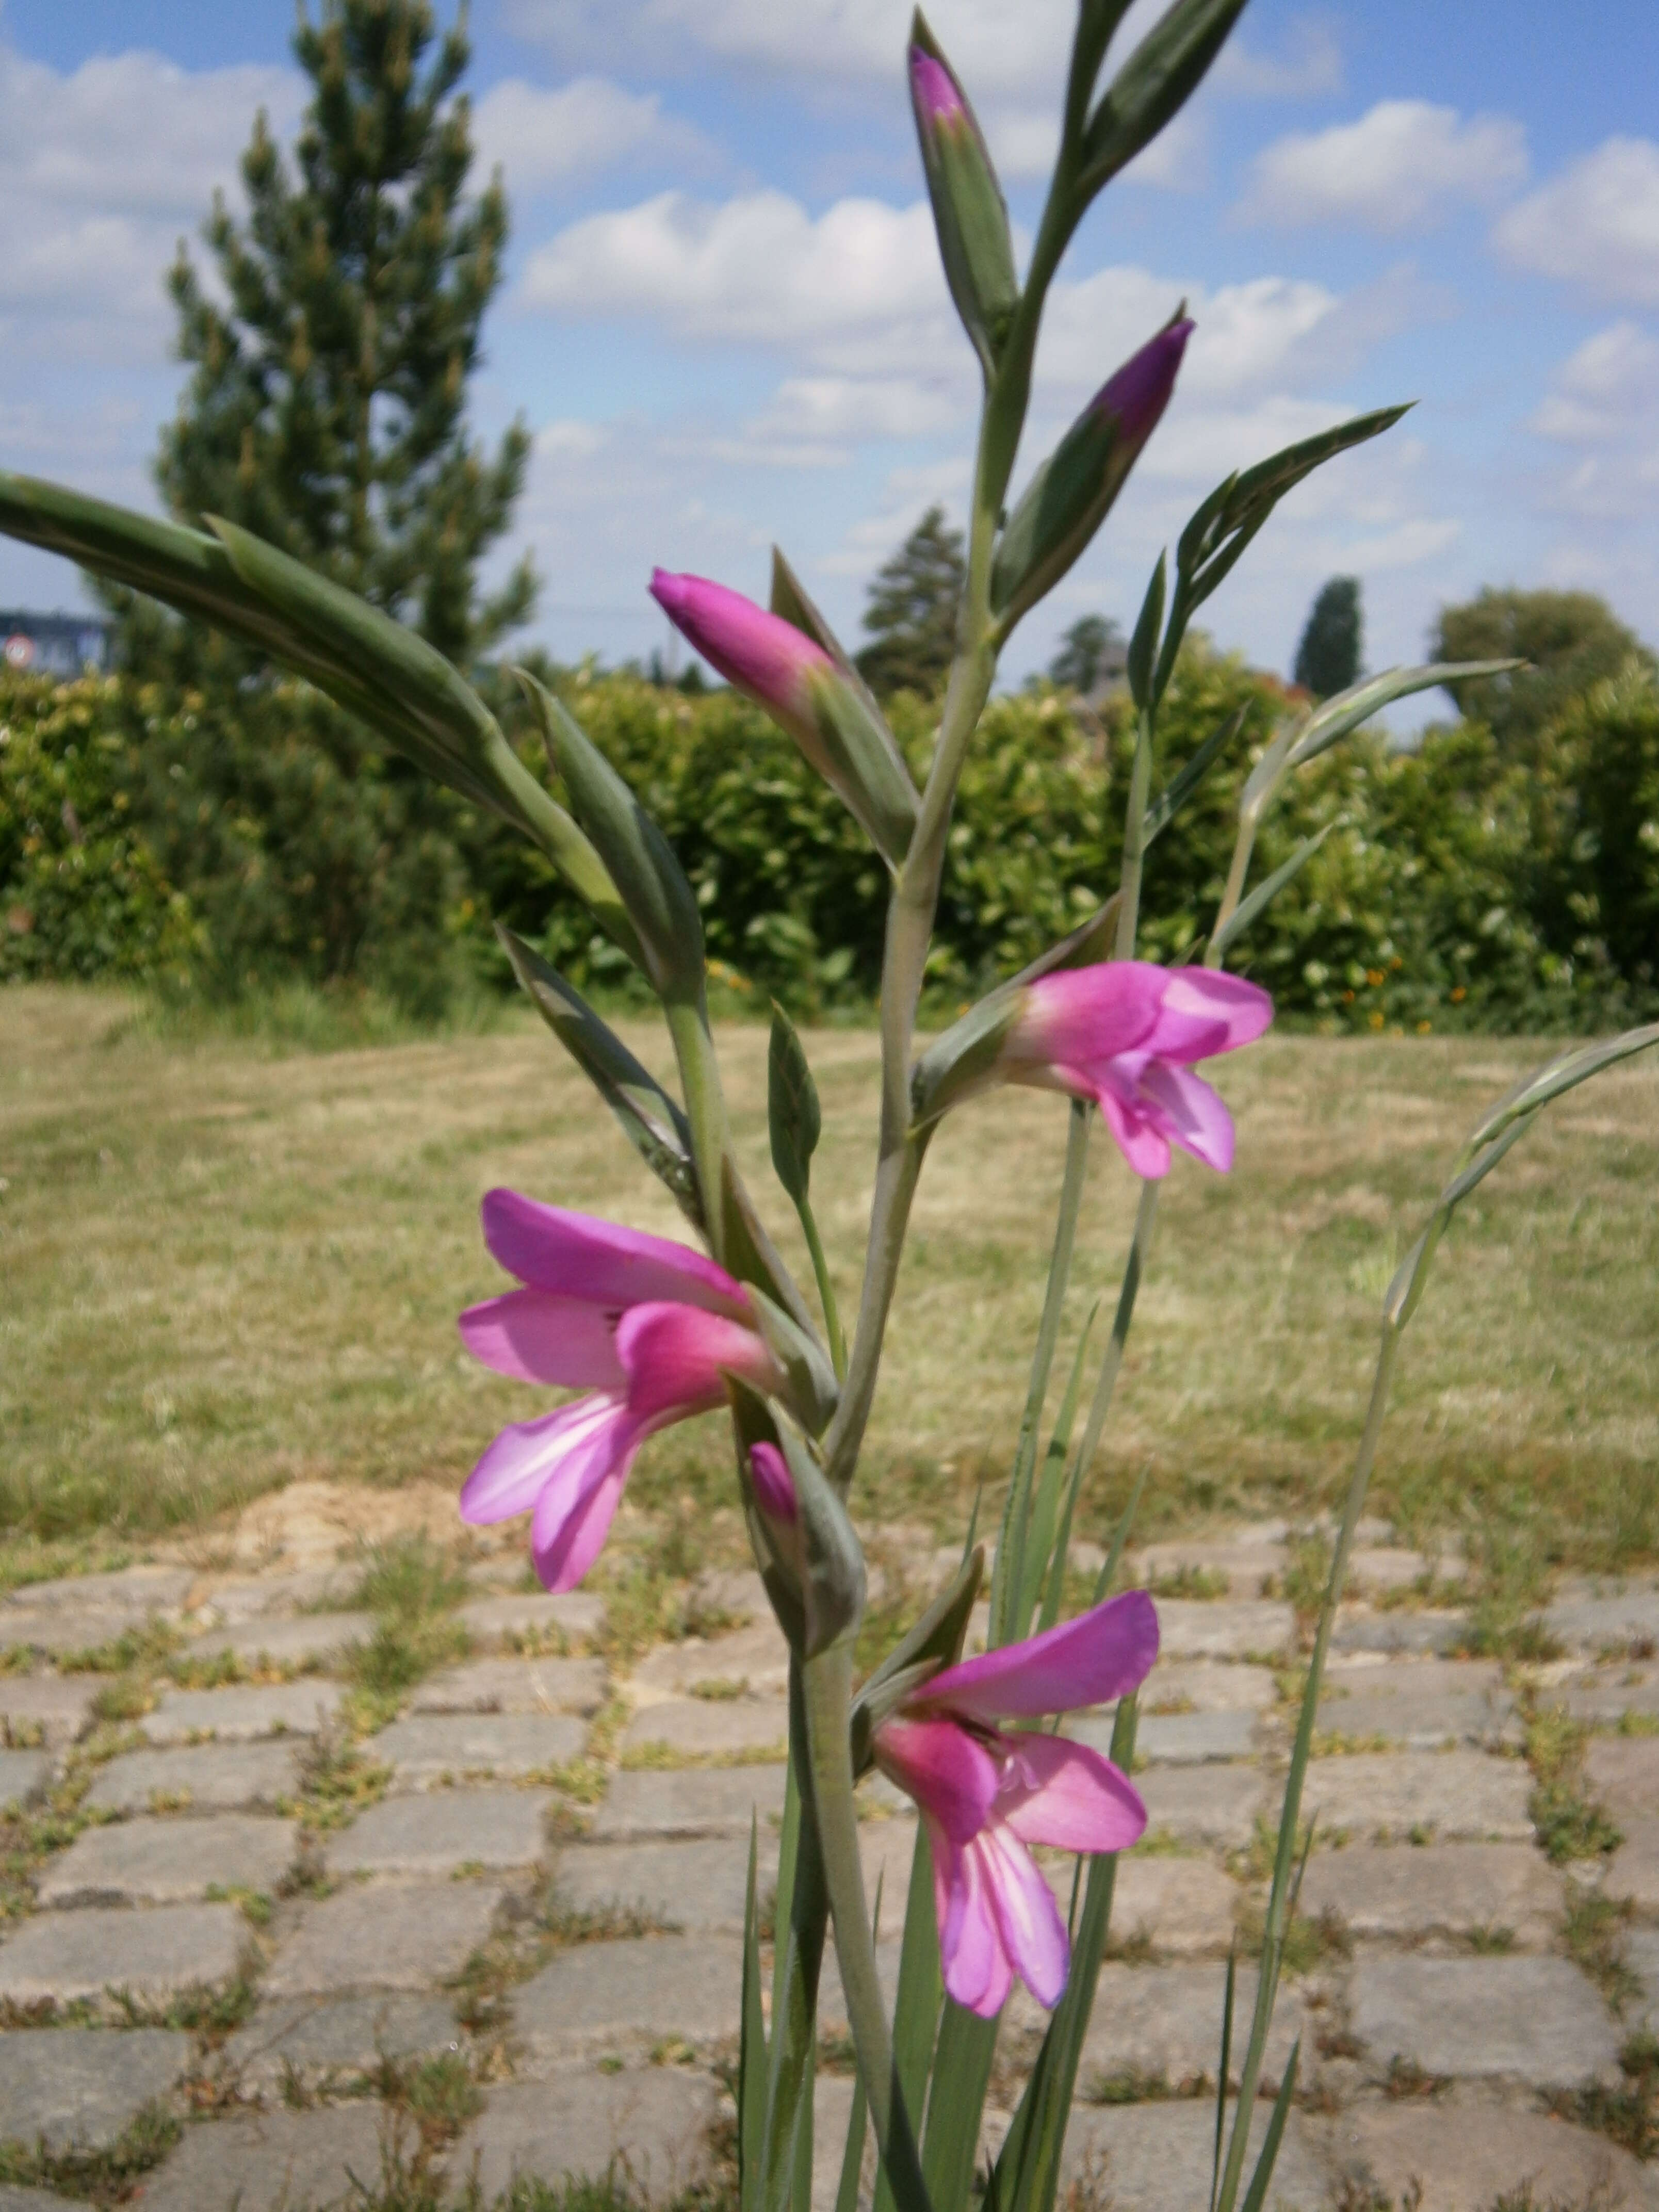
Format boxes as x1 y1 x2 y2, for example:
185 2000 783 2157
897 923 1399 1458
1210 1949 1236 2212
873 1831 944 2212
741 1819 768 2212
1143 706 1249 845
1019 1300 1099 1632
834 2069 870 2212
1238 2041 1300 2212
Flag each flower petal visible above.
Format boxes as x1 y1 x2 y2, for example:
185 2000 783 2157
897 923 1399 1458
1013 964 1166 1069
479 1190 749 1319
458 1392 623 1526
938 1830 1013 2018
920 1590 1160 1723
1137 1061 1236 1173
532 1453 634 1591
980 1819 1070 2009
614 1302 781 1424
516 1395 642 1589
874 1716 1001 1842
1095 1081 1173 1179
999 1732 1149 1856
1148 969 1275 1060
458 1289 626 1387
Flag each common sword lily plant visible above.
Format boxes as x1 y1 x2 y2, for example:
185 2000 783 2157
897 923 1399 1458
4 5 1656 2209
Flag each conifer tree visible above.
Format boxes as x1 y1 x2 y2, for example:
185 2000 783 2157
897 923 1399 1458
856 506 965 698
1293 576 1362 700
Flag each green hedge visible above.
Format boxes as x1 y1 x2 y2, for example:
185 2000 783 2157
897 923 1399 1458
4 645 1656 1032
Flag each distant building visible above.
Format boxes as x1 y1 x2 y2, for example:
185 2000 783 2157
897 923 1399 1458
0 610 113 678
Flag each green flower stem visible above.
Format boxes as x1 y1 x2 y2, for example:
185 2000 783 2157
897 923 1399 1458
1071 1176 1161 1493
825 1134 923 1490
664 996 736 1272
794 1192 848 1383
1113 707 1156 961
762 1664 831 2212
802 1638 933 2212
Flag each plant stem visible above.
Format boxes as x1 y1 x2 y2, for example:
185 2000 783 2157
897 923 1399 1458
1113 707 1156 961
796 1197 847 1383
665 996 736 1271
802 1638 932 2212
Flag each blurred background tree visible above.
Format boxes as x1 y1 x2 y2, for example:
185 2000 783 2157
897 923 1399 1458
108 0 532 1013
1049 614 1125 695
1293 576 1362 700
1431 587 1655 764
856 506 965 699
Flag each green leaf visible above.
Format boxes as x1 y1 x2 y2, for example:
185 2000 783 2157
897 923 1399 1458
520 671 706 1006
751 1293 839 1442
1209 820 1340 960
1017 1304 1099 1633
1144 706 1249 846
769 1003 823 1208
1078 0 1251 193
1237 2041 1300 2212
741 1818 768 2212
495 928 700 1225
1127 552 1166 710
1282 659 1524 773
872 1827 944 2212
853 1547 985 1770
834 2070 870 2212
1211 1951 1237 2212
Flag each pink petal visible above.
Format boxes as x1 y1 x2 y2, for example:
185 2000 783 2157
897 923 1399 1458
1012 964 1166 1070
479 1190 749 1319
1138 1061 1236 1173
533 1455 633 1592
614 1301 780 1424
937 1830 1013 2018
980 1819 1070 2009
517 1393 643 1589
999 1732 1149 1856
874 1717 1001 1842
457 1289 626 1387
1146 969 1274 1061
459 1392 624 1525
921 1590 1160 1723
1095 1081 1173 1179
648 571 828 737
749 1442 799 1524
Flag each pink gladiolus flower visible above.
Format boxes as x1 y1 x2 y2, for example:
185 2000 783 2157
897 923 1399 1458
1003 963 1274 1179
458 1190 782 1591
1090 318 1192 448
909 46 969 134
873 1591 1159 2016
649 571 833 756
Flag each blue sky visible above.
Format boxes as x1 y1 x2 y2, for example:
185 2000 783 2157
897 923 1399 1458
3 0 1657 718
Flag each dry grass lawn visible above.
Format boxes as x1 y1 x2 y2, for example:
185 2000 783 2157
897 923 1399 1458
2 985 1655 1590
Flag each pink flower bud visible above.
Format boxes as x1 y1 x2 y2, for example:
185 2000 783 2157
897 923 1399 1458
909 46 969 135
749 1441 799 1526
1091 318 1193 448
649 570 830 749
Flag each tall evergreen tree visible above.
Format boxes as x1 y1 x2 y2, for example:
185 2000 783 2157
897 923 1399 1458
1293 576 1362 700
856 506 965 698
113 1 535 1010
1049 614 1124 694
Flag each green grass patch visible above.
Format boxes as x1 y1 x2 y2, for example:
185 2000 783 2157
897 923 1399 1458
1526 1705 1624 1863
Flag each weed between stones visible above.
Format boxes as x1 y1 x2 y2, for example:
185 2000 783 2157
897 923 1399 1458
1525 1705 1623 1863
0 2094 182 2202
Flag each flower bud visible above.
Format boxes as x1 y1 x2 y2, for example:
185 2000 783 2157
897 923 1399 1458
909 17 1018 376
749 1441 799 1527
991 316 1193 628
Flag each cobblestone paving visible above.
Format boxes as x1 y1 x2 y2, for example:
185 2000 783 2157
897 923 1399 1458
6 1524 1659 2210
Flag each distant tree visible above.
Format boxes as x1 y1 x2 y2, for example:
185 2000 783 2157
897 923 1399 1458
1431 587 1655 760
1293 577 1362 700
856 506 965 698
1049 615 1123 694
113 0 535 1010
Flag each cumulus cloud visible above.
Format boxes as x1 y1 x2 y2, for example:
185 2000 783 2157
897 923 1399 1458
1240 100 1527 234
1493 138 1659 306
471 75 711 191
1526 321 1659 522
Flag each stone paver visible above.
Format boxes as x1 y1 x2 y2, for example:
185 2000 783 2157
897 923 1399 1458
1302 1751 1533 1842
0 1674 96 1750
621 1698 790 1759
0 2189 94 2212
1331 2103 1659 2212
1585 1732 1659 1818
0 2027 190 2152
856 1816 919 1905
1078 1962 1304 2093
264 1879 503 1996
223 1995 461 2087
411 1654 607 1715
1322 1657 1504 1698
1560 1663 1659 1725
456 2071 719 2202
136 2103 387 2212
811 2076 873 2212
1132 1540 1287 1591
326 1786 552 1876
817 1938 903 2035
1313 1689 1516 1749
1104 1856 1241 1957
140 1680 344 1744
1351 1955 1621 2086
189 1611 373 1669
1604 1814 1659 1912
511 1935 744 2060
589 1763 787 1841
458 1590 606 1647
1545 1586 1659 1651
1142 1661 1277 1713
552 1838 773 1934
1299 1843 1564 1947
84 1739 303 1815
0 1902 245 2007
1138 1763 1264 1847
1138 1711 1261 1764
631 1621 791 1698
1153 1600 1294 1660
1332 1611 1463 1656
371 1710 587 1785
191 1569 353 1625
0 1607 147 1658
4 1567 193 1617
0 1750 50 1808
1060 2097 1329 2212
36 1813 298 1908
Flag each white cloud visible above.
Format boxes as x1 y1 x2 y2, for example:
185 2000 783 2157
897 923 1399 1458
1494 138 1659 306
471 75 710 191
1527 321 1659 522
1214 19 1343 100
1241 100 1527 234
748 373 965 445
